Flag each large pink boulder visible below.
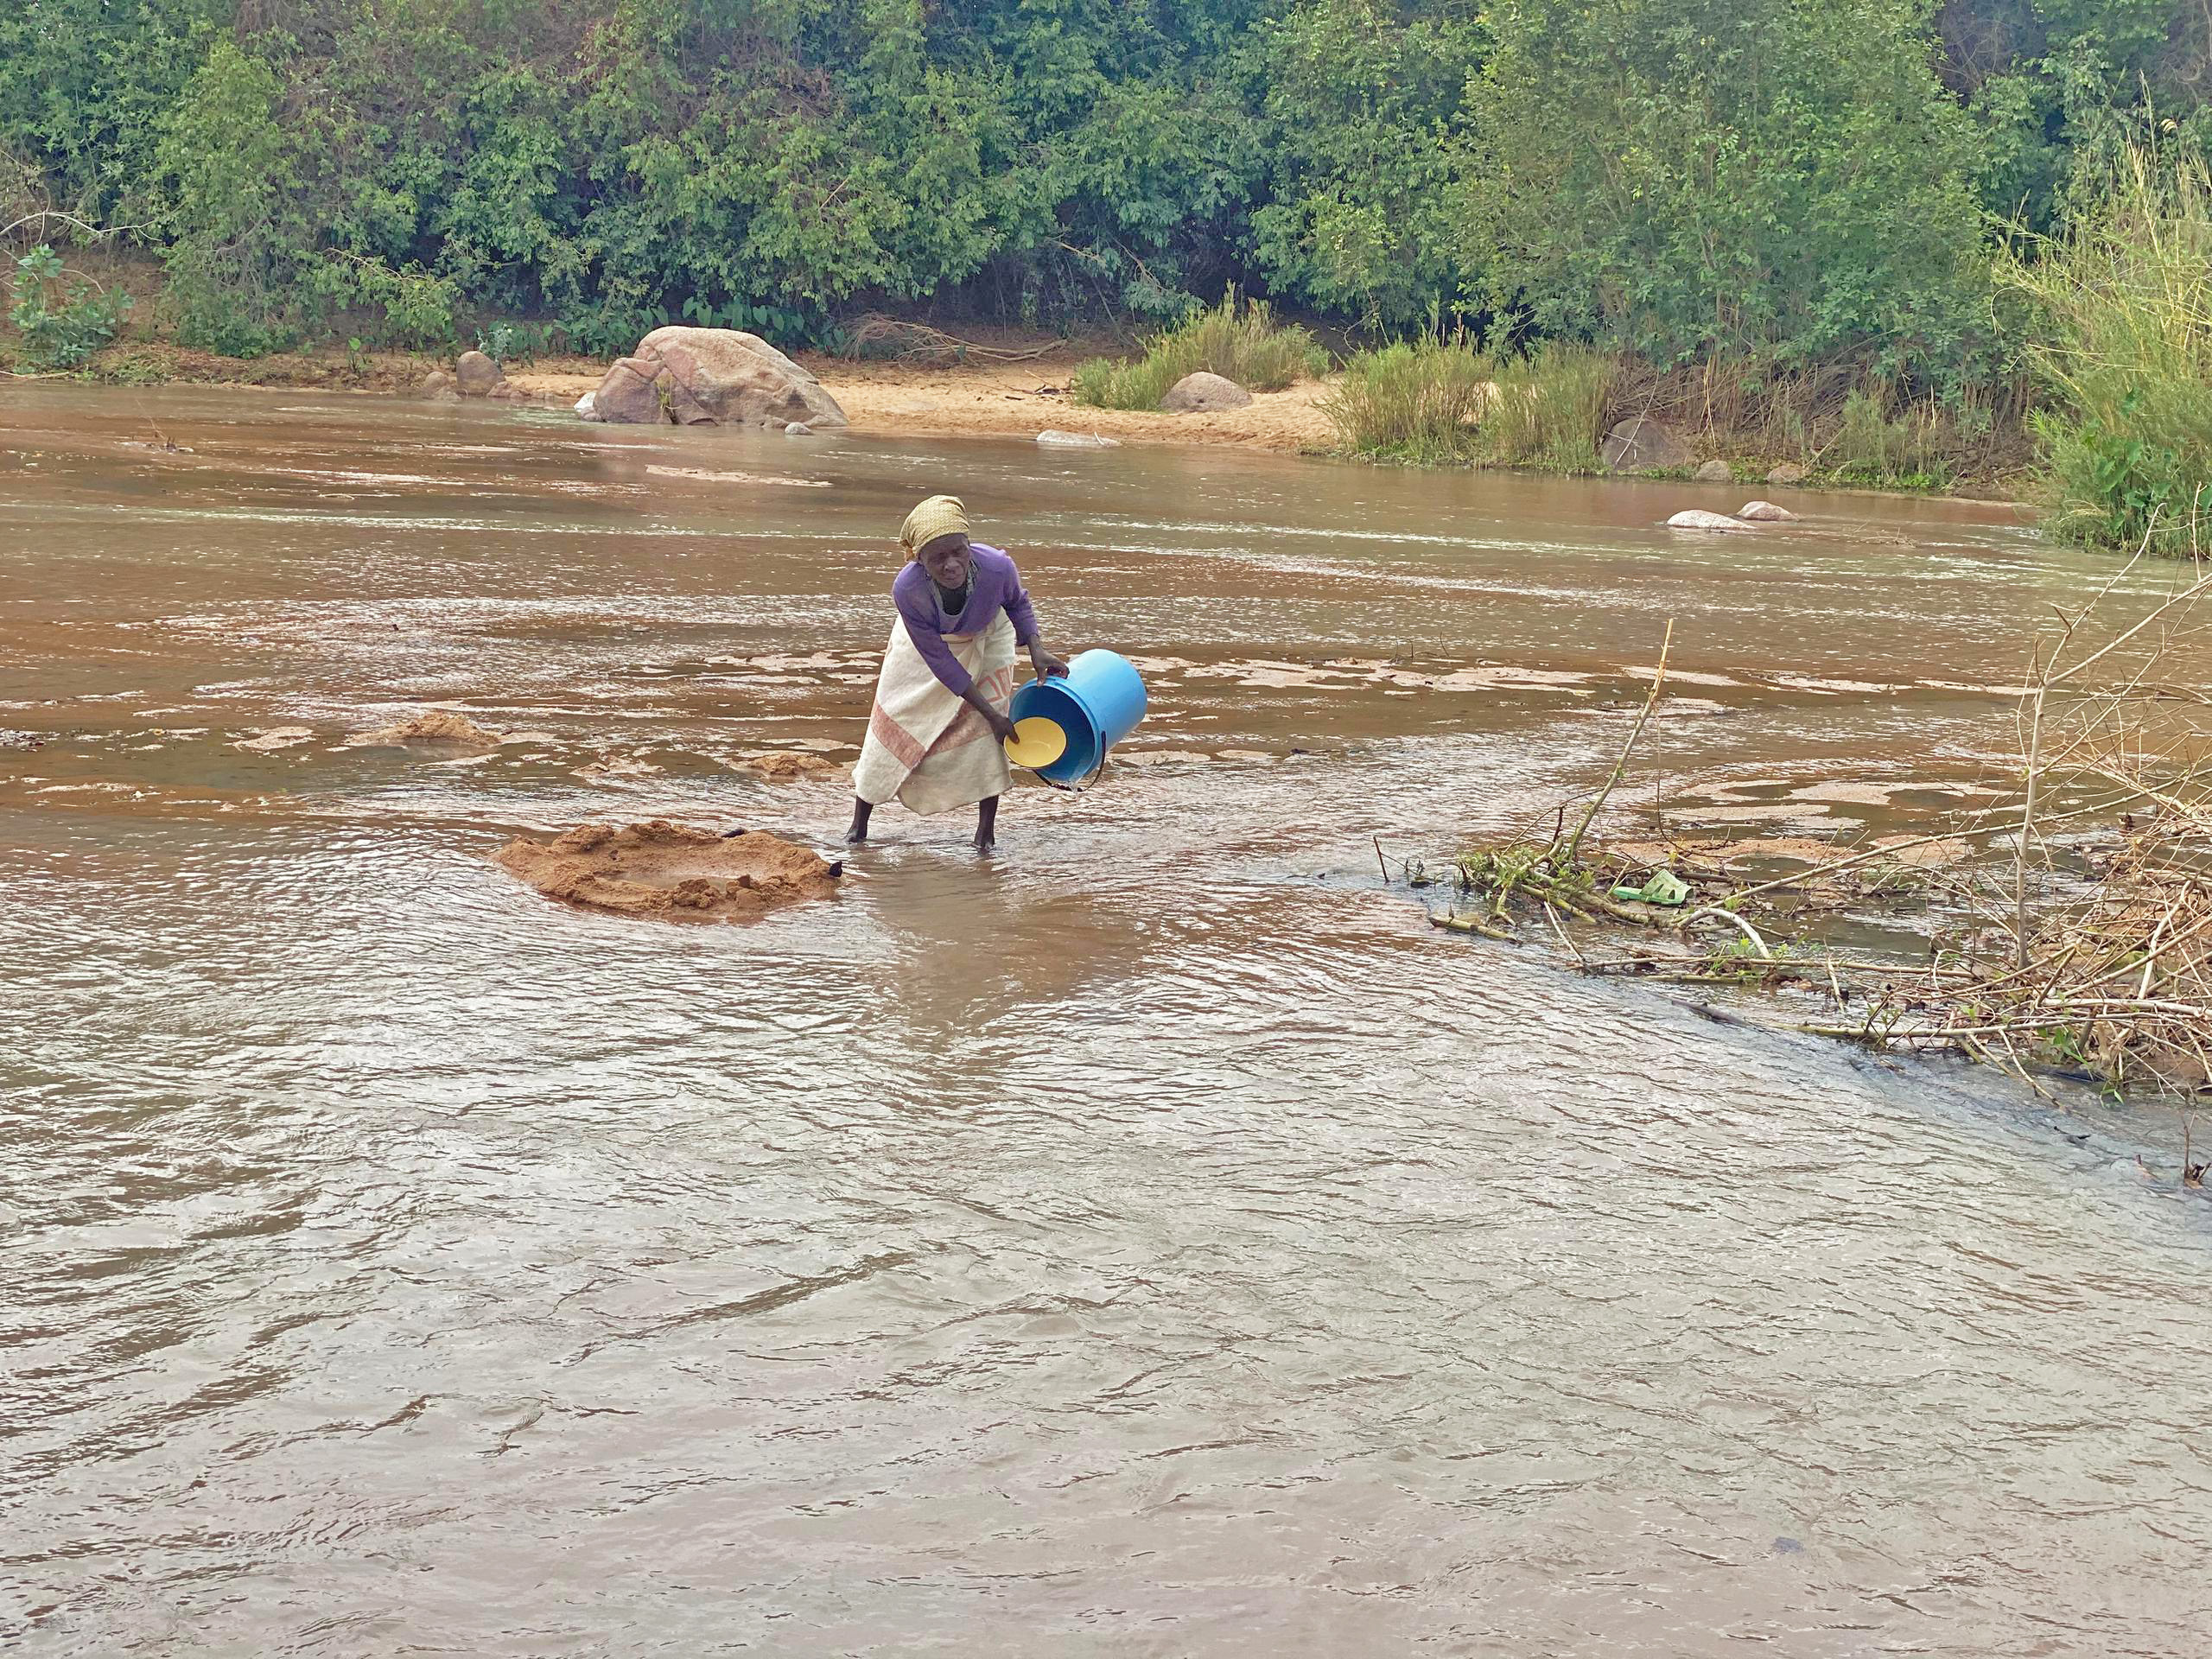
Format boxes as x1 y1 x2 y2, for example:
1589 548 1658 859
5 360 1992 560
588 326 849 429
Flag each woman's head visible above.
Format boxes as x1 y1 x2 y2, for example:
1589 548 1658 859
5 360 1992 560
899 494 973 586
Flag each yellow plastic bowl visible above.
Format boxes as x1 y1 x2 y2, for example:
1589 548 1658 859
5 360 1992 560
1004 716 1069 769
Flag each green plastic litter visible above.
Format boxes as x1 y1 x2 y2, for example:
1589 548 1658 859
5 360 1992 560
1609 869 1691 907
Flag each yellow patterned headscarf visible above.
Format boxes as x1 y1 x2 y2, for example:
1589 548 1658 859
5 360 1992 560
899 494 969 560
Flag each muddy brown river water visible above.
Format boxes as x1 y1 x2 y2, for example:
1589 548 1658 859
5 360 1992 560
4 386 2209 1656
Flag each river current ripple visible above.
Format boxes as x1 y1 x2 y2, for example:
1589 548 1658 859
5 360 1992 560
3 387 2209 1656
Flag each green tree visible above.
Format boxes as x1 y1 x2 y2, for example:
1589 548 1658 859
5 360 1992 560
151 36 305 353
1465 0 1994 380
1936 3 2212 228
1248 0 1485 327
0 0 225 219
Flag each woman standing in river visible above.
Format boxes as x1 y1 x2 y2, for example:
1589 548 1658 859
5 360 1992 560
848 495 1068 853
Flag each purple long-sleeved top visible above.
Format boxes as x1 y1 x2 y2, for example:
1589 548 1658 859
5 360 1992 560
893 543 1039 696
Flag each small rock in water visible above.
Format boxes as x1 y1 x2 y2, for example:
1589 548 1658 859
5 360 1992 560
1666 509 1749 531
233 726 315 753
574 391 601 422
1036 429 1120 449
347 709 505 748
784 421 813 436
1772 1536 1805 1555
419 369 461 404
1694 459 1733 482
1737 500 1799 522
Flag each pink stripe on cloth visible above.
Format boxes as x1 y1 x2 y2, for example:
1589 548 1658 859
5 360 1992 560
922 663 1017 758
868 702 928 770
850 613 1018 814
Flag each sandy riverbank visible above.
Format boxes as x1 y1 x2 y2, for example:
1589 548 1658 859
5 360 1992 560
504 346 1339 454
40 334 2006 493
44 334 1337 454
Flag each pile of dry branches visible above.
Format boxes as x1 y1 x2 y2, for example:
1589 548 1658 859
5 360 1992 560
837 315 1058 365
1409 539 2212 1173
1826 550 2212 1122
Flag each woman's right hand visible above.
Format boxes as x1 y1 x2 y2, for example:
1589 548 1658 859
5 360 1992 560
986 709 1018 744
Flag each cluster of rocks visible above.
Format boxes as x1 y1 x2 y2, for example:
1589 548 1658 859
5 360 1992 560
419 350 531 405
1664 501 1802 531
1600 416 1808 486
578 327 847 430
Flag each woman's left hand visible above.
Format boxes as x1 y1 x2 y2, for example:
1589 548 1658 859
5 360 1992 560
1032 649 1071 679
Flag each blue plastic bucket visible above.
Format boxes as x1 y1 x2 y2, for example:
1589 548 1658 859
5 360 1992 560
1007 649 1147 786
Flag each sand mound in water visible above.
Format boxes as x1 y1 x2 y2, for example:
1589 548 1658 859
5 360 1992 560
494 820 841 922
735 751 845 782
353 709 504 747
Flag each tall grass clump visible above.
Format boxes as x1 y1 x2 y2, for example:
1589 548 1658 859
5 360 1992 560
1322 334 1492 464
1826 385 1951 489
1485 343 1614 471
1070 289 1326 410
2004 145 2212 552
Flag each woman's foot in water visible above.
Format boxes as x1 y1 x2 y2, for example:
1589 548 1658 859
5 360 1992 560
972 796 999 855
845 798 873 845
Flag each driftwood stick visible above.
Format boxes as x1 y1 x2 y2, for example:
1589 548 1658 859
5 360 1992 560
1430 912 1516 943
1680 905 1773 960
1543 900 1589 968
1557 619 1673 868
2016 640 2050 972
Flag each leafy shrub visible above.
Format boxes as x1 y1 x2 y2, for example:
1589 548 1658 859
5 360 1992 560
1071 289 1327 410
2005 146 2212 551
1249 0 1483 328
8 246 130 370
1322 334 1491 464
682 296 810 347
556 304 670 360
476 321 527 366
1485 344 1614 471
317 255 457 351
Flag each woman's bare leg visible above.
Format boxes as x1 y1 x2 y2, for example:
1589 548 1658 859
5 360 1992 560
846 798 873 844
973 795 999 854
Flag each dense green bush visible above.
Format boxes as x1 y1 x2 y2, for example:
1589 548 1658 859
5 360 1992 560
1071 289 1325 409
1247 0 1484 328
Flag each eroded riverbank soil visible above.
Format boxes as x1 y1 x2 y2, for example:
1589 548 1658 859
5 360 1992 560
495 821 841 922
